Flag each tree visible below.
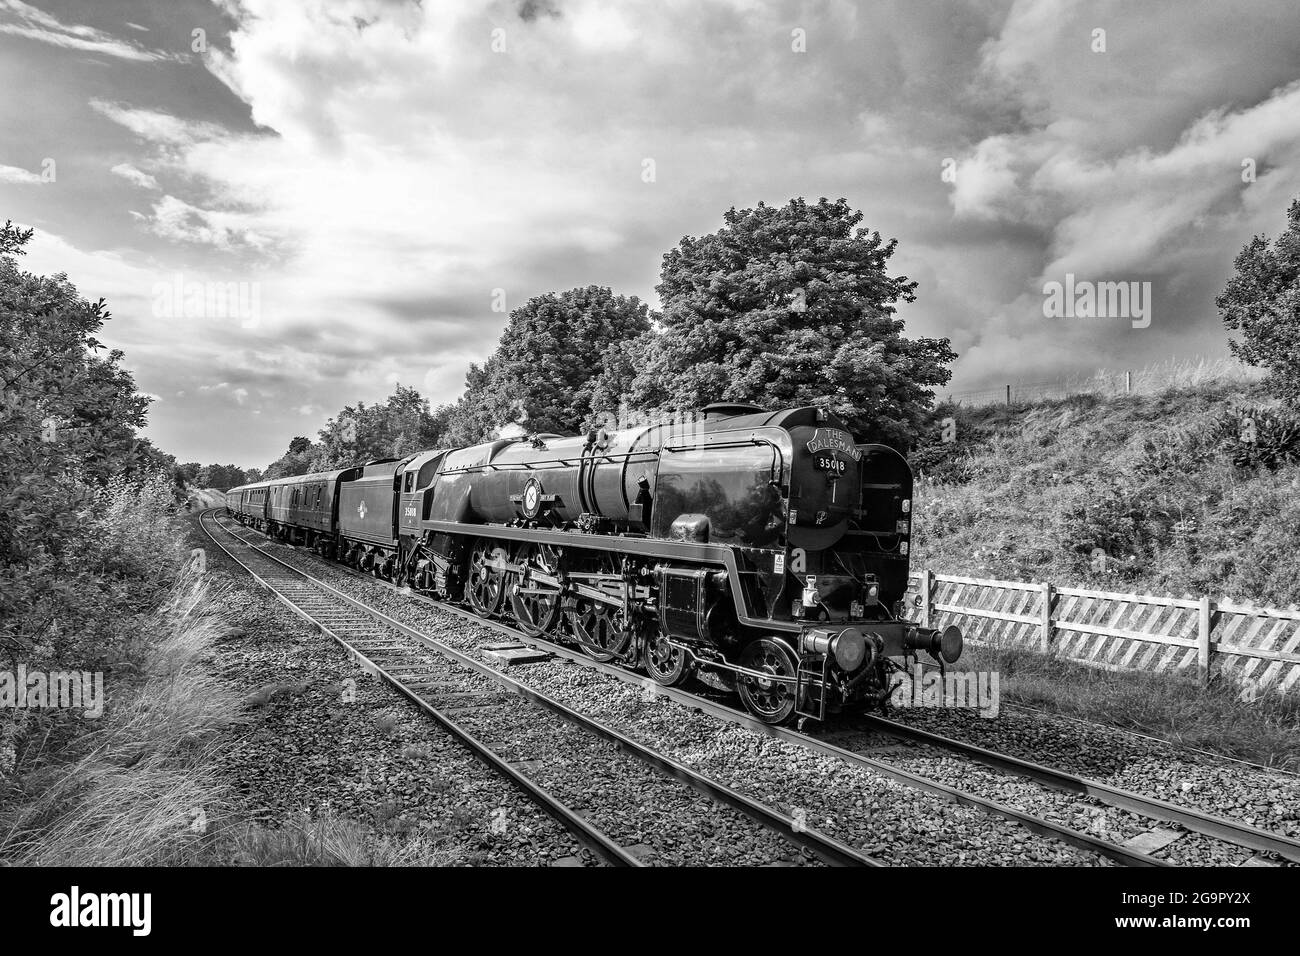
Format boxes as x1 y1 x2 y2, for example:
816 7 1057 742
264 436 318 478
1 222 158 559
609 198 956 449
445 285 652 442
1218 198 1300 406
311 384 451 468
174 461 202 487
1 220 174 656
440 364 497 447
194 464 248 491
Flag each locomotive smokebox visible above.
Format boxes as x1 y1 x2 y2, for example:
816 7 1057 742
904 624 963 664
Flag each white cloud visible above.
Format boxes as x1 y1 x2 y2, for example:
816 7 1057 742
0 0 176 62
110 162 159 190
199 382 250 405
146 195 272 251
951 75 1300 283
90 100 227 146
0 163 41 184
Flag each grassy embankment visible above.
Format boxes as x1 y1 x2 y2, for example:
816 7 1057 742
910 360 1300 769
0 483 443 865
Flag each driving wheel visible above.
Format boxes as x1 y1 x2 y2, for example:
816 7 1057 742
509 543 562 637
737 637 799 724
466 539 507 617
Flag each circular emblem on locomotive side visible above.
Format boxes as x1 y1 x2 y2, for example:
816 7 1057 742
521 478 543 519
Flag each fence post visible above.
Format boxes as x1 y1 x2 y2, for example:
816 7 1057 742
1039 581 1054 653
1005 384 1011 406
1125 370 1132 394
920 569 933 629
1197 595 1213 686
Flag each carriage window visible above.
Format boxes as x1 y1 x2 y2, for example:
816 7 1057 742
652 443 783 546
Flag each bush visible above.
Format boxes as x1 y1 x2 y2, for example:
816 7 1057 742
87 473 187 584
1210 404 1300 470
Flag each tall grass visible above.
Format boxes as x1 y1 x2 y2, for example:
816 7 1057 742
959 644 1300 770
950 356 1265 407
1118 356 1264 395
224 811 458 867
0 565 242 865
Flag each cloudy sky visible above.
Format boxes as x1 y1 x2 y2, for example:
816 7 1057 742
2 0 1299 467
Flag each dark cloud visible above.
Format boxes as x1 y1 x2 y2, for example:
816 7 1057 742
517 0 561 23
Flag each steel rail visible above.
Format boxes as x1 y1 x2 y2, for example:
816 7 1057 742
203 511 877 867
892 654 1300 781
432 559 1298 864
856 713 1300 864
212 514 1181 868
1004 701 1300 780
200 509 640 867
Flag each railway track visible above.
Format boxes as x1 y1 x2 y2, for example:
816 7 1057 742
1001 700 1300 779
199 509 877 867
845 713 1300 863
204 510 1300 867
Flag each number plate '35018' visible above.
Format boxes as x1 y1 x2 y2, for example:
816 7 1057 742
814 455 847 475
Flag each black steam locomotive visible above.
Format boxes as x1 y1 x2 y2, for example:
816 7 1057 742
226 402 962 724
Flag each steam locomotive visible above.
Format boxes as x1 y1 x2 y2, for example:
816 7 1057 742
225 402 962 724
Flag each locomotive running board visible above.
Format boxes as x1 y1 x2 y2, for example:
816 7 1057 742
421 519 803 636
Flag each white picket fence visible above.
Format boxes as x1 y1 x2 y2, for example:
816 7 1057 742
905 570 1300 696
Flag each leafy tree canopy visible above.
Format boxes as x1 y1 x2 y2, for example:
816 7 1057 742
311 383 450 469
264 435 319 478
1218 198 1300 406
608 197 956 449
1 220 174 655
1 222 163 560
195 463 250 491
444 285 651 443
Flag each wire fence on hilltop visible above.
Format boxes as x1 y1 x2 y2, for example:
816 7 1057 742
941 359 1262 408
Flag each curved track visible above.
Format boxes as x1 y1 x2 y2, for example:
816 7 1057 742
200 509 879 867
